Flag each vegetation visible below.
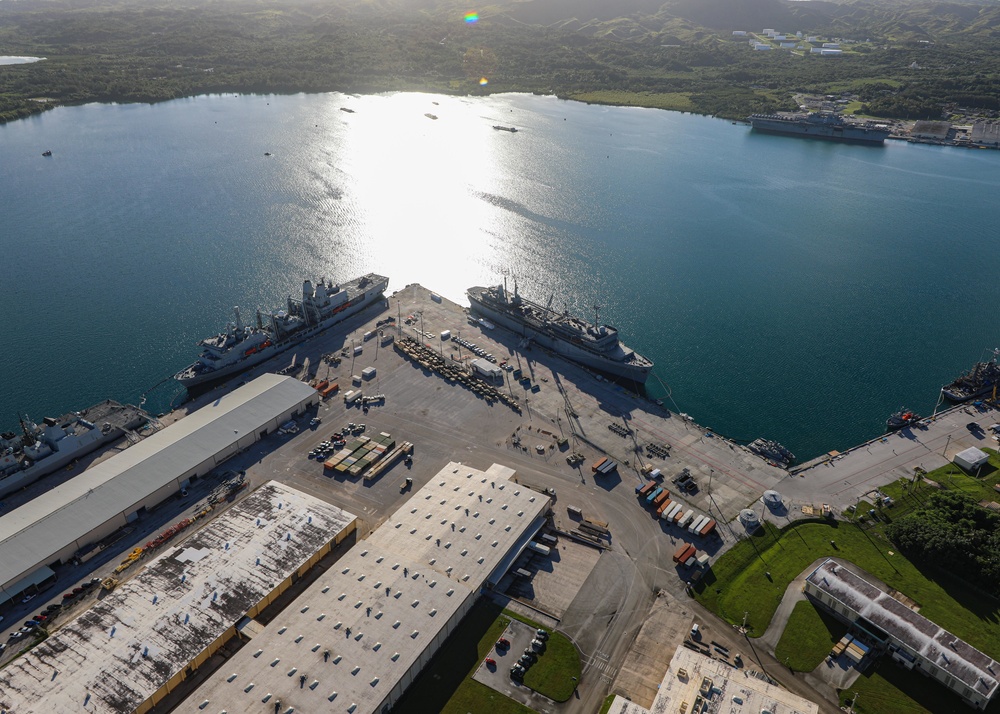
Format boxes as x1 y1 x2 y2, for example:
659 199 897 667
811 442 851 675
5 0 1000 123
393 600 533 714
839 657 1000 714
774 600 847 672
693 518 1000 657
598 693 617 714
885 490 1000 592
392 601 580 713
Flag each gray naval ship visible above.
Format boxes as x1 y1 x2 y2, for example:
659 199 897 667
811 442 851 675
175 274 389 388
467 281 653 384
748 112 890 145
0 402 147 498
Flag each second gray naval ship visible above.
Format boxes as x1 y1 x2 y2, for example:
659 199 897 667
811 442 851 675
748 112 890 144
467 281 653 384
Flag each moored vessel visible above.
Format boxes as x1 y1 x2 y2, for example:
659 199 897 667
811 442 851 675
886 408 921 432
748 112 890 145
747 438 795 468
466 280 653 384
0 401 147 498
175 274 389 388
941 349 1000 402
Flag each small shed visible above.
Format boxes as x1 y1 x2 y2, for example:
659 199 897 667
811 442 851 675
954 447 989 472
361 367 377 380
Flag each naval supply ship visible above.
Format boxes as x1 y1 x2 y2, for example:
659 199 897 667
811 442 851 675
748 112 890 145
175 273 389 388
467 281 653 384
941 349 1000 403
0 401 147 499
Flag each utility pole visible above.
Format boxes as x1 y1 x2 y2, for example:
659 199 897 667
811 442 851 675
942 433 951 458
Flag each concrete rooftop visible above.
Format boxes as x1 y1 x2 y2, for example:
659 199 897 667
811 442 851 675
0 481 357 714
177 461 549 714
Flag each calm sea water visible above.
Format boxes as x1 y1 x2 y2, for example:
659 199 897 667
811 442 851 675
2 92 999 460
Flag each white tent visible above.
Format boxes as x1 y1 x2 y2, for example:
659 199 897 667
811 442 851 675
954 447 989 472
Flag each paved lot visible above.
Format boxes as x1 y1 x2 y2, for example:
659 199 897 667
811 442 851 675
778 402 1000 517
0 284 867 712
473 619 557 713
503 536 602 619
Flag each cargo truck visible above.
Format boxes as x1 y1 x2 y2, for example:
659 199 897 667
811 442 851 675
527 542 551 556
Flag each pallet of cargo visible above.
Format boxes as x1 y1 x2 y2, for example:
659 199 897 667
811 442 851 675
364 441 413 481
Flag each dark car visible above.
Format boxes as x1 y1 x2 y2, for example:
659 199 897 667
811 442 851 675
967 422 982 432
33 615 48 622
72 587 84 594
23 620 40 628
45 604 62 612
62 593 75 600
496 638 510 648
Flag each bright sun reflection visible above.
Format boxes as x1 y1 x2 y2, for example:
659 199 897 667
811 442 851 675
464 12 479 23
325 93 506 295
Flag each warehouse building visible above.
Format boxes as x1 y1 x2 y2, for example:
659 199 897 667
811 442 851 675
805 559 999 709
0 481 357 714
0 374 318 606
178 462 550 714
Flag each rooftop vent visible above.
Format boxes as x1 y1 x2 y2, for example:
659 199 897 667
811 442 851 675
357 574 365 581
411 630 419 638
370 677 379 687
391 653 400 661
333 655 342 664
227 674 237 683
475 534 482 540
492 541 498 547
287 667 297 676
429 558 437 565
429 580 437 587
342 568 351 575
430 609 437 616
376 556 384 563
295 635 304 643
244 683 255 693
461 549 468 556
352 666 361 675
489 519 495 525
517 511 524 517
300 606 310 613
270 659 280 667
446 589 454 596
529 496 536 502
327 692 337 702
338 593 346 600
477 557 485 564
361 550 368 556
393 621 401 628
393 563 400 570
254 649 263 658
412 600 420 607
322 586 330 594
373 642 382 651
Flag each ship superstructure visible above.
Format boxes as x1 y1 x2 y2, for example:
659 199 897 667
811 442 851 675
175 274 389 388
0 401 147 498
467 281 653 384
941 349 1000 403
748 112 890 144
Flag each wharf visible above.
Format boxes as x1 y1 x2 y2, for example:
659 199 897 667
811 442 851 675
777 401 999 516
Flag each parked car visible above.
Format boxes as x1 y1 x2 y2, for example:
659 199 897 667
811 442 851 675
535 629 549 640
0 642 7 653
45 604 62 612
530 638 546 650
510 665 524 680
20 594 35 603
33 614 47 622
496 638 510 648
24 621 40 628
484 658 496 668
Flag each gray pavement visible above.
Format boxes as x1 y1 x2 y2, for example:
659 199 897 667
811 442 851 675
777 402 1000 519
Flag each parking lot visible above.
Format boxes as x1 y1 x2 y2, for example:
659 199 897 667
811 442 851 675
473 618 558 713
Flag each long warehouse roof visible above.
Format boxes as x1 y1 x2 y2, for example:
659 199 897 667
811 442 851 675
0 481 357 714
0 374 317 590
177 462 550 714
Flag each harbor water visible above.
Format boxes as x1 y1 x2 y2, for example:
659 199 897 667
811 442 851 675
2 92 999 461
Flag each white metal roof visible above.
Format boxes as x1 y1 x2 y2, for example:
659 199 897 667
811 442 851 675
807 559 999 702
0 481 357 714
179 462 550 714
0 374 317 591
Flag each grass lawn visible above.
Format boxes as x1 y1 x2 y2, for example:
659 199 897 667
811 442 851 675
502 612 582 702
774 600 847 672
841 656 1000 714
599 693 617 714
393 600 533 714
693 519 1000 659
392 600 581 713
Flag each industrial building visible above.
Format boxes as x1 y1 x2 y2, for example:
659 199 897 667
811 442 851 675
0 374 319 606
805 559 999 709
971 121 1000 147
470 358 503 380
605 647 818 714
0 481 357 714
954 447 989 472
178 461 550 714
